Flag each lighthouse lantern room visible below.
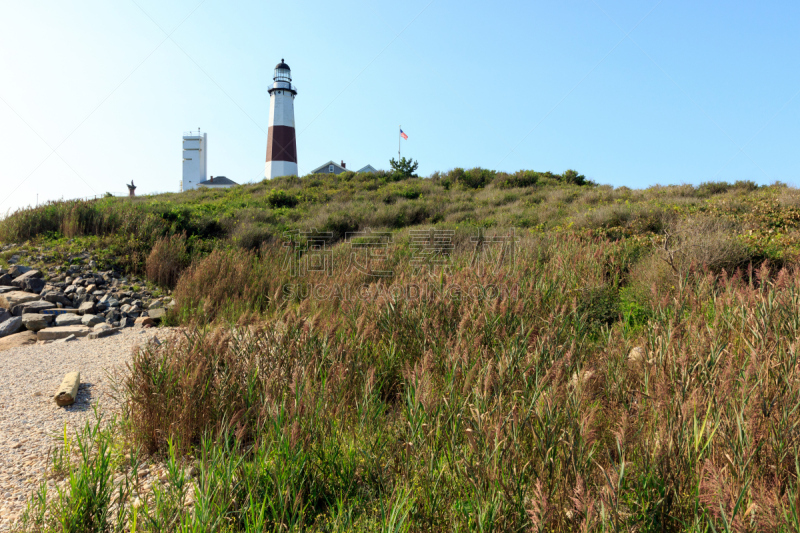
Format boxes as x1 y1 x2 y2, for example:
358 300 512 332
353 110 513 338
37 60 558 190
265 59 298 179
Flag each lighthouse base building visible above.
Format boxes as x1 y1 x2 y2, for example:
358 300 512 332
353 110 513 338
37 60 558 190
265 59 298 179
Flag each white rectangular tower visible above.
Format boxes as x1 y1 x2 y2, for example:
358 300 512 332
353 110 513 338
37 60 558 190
181 131 207 192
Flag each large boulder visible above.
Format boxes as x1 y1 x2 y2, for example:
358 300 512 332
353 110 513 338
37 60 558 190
88 327 119 339
148 307 167 320
0 274 13 285
41 291 72 307
11 269 42 286
0 316 23 338
0 291 40 309
22 313 54 331
11 274 46 293
36 325 91 341
77 301 96 315
7 265 32 278
12 300 55 316
55 313 83 327
134 316 156 328
0 330 38 351
81 314 104 327
0 307 10 323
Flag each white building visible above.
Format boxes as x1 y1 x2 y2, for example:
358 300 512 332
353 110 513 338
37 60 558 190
181 130 207 192
265 59 298 179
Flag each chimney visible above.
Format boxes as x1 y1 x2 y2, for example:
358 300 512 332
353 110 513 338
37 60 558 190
341 160 346 169
210 176 214 183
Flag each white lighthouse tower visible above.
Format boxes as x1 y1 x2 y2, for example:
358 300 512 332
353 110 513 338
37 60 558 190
265 59 298 179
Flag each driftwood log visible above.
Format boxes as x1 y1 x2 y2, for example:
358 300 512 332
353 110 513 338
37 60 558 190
54 372 80 406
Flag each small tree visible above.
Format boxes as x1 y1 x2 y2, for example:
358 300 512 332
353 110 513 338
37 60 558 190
389 157 419 180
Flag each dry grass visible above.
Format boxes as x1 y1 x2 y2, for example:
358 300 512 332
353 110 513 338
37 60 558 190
145 233 189 288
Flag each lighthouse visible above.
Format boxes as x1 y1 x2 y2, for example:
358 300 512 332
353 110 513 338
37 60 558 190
265 59 298 179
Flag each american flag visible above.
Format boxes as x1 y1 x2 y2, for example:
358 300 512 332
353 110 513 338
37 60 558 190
400 129 408 140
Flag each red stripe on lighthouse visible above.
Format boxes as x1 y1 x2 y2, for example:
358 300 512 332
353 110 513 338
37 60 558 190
266 126 297 163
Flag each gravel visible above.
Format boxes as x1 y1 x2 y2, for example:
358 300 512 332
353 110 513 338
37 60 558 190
0 327 175 530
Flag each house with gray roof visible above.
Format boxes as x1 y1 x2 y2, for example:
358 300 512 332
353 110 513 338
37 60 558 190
197 176 238 189
310 161 378 175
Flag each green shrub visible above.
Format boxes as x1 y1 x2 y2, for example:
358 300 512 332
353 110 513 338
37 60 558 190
560 169 589 185
266 189 299 208
440 167 496 190
494 170 539 189
576 284 620 330
697 181 731 197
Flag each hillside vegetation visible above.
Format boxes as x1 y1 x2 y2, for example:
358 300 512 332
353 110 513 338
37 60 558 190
8 170 800 531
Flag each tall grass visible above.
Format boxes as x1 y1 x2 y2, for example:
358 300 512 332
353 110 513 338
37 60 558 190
20 230 800 531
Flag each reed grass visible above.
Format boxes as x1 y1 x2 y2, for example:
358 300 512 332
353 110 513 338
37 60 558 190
17 228 800 531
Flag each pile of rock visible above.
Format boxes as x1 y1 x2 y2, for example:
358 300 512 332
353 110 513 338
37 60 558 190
0 264 173 346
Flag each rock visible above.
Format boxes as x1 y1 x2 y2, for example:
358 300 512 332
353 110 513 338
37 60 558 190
93 322 112 331
185 466 199 478
55 313 83 327
628 346 654 365
77 301 96 315
74 293 93 306
37 325 91 340
11 269 42 286
8 265 32 278
121 317 135 328
57 334 78 343
0 274 13 285
12 300 55 316
88 327 119 339
0 307 9 323
148 299 164 309
0 330 37 351
21 313 54 331
54 372 80 406
148 307 167 320
106 298 120 308
0 316 23 338
41 291 72 307
19 276 46 294
134 316 156 328
81 314 103 327
0 291 40 309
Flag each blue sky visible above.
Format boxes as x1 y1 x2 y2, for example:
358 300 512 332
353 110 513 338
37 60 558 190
1 0 798 214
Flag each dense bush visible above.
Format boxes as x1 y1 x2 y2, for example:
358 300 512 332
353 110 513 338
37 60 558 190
494 170 539 189
438 167 496 189
265 188 298 208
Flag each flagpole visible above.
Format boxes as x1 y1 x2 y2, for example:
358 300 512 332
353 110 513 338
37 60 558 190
398 125 401 160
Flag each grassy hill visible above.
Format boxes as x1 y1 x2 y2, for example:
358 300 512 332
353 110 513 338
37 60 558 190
8 169 800 531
